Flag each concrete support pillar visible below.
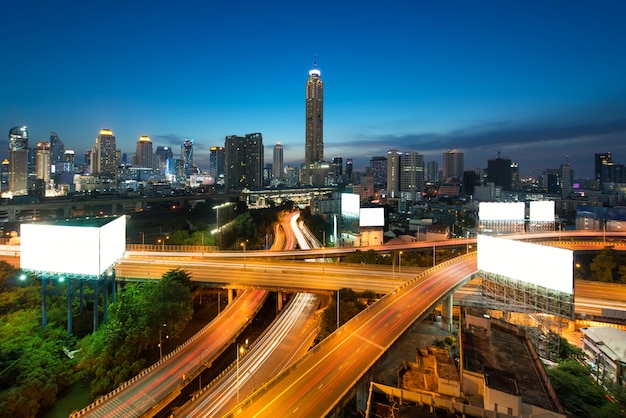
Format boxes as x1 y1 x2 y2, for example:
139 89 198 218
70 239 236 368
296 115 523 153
441 295 454 331
277 291 283 311
67 278 73 335
228 288 234 304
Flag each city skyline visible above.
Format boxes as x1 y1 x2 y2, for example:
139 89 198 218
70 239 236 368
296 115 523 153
2 1 626 178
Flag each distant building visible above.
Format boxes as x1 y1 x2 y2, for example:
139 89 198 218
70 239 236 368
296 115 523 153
387 150 402 198
487 157 513 191
181 139 198 176
91 129 119 180
155 146 174 176
369 156 387 189
331 157 343 184
35 141 51 183
49 132 65 165
426 160 439 182
224 133 264 190
305 60 324 164
442 149 464 181
209 146 225 182
273 142 284 180
400 151 424 202
134 135 156 169
8 126 29 194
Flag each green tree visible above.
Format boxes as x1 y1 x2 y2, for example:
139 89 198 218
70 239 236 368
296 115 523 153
590 247 617 282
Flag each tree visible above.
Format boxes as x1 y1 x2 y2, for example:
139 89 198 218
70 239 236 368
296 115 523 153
590 247 617 282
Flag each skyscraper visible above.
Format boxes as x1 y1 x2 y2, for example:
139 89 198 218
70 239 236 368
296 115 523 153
487 157 513 191
209 146 225 181
386 150 402 198
426 160 439 182
91 129 118 179
155 146 174 176
595 152 613 188
400 151 424 202
35 141 51 183
134 135 155 169
8 126 29 193
49 132 65 165
224 133 264 190
181 139 198 176
442 149 464 181
273 142 284 180
332 157 343 184
305 60 324 164
369 156 387 189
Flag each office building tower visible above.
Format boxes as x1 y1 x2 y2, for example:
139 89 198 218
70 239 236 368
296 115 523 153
209 146 225 181
442 149 464 180
369 156 387 189
332 157 343 184
224 133 264 190
181 139 198 176
8 126 29 193
345 159 353 183
273 142 284 180
49 132 65 165
305 60 324 164
155 146 174 176
595 152 613 188
511 162 520 189
400 151 424 202
91 129 118 179
35 141 51 183
386 150 402 198
426 160 439 182
134 135 155 169
561 159 574 199
487 157 513 191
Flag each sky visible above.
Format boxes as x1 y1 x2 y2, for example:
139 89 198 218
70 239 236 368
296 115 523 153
2 0 626 179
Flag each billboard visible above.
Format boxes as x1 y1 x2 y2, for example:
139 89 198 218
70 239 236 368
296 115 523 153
359 207 385 227
529 201 555 222
477 235 573 294
341 193 360 219
478 202 525 221
21 216 126 277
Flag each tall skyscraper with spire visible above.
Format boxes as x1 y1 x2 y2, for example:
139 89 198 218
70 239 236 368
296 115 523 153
273 142 284 180
305 59 324 164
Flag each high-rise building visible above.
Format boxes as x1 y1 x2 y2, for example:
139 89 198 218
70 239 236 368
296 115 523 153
155 146 174 176
369 156 387 189
224 133 264 190
305 60 324 164
273 142 284 180
35 141 51 183
442 149 464 180
91 129 118 179
487 157 513 191
386 150 402 198
561 161 574 199
209 146 225 181
400 151 424 202
426 160 439 182
181 139 198 176
134 135 155 169
595 152 613 188
8 126 29 194
49 132 65 166
332 157 343 184
345 159 353 183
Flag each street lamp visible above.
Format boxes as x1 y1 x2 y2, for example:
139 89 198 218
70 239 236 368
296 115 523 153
198 348 210 391
399 251 403 274
158 323 167 360
236 339 249 403
241 241 247 270
337 289 340 330
139 231 144 245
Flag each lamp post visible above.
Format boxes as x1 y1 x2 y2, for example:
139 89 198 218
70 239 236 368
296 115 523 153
241 241 247 270
399 251 403 274
158 323 167 360
236 339 249 403
139 231 144 245
198 348 209 391
337 289 340 330
433 244 436 268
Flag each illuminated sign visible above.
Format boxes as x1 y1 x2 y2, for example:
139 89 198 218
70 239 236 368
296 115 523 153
529 201 555 222
341 193 360 219
359 207 385 227
20 216 126 277
477 235 573 294
479 202 525 221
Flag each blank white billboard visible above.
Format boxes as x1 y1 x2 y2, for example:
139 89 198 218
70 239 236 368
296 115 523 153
477 234 573 294
479 202 525 221
21 216 126 277
359 207 385 227
341 193 360 219
529 201 555 222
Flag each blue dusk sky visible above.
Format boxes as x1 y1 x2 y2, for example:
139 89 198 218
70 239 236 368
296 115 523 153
2 0 626 179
